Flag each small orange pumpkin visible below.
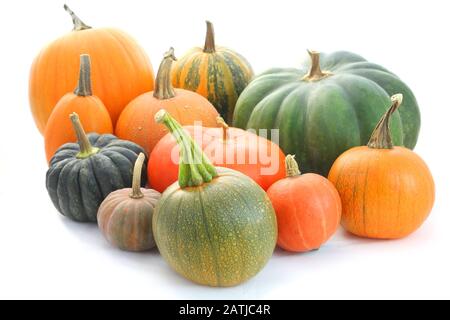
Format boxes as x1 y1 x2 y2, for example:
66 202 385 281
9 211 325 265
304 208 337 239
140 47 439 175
98 153 161 251
29 5 154 134
116 48 219 156
328 94 435 239
267 155 341 252
44 54 113 163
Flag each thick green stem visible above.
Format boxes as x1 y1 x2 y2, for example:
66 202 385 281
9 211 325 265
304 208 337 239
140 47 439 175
216 116 229 141
69 113 99 158
302 50 333 82
130 153 146 199
285 155 301 177
64 4 91 31
153 48 177 100
203 21 216 53
367 94 403 149
155 110 218 188
74 54 92 96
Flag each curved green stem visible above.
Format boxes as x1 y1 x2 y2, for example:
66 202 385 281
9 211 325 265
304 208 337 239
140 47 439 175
130 153 146 199
367 94 403 149
153 48 177 100
69 113 99 158
74 54 92 96
203 21 216 53
64 4 91 31
155 110 218 188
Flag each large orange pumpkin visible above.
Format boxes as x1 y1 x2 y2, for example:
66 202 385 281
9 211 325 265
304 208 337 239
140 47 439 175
148 118 286 193
115 48 219 156
267 155 341 252
44 54 113 163
29 5 154 134
328 94 435 239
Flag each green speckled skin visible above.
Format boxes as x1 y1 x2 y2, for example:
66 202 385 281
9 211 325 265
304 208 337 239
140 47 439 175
153 167 277 287
233 51 421 176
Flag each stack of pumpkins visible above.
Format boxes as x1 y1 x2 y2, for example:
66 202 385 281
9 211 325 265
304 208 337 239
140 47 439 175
31 6 435 287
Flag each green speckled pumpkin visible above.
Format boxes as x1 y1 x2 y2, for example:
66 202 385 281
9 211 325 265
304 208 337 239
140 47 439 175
46 113 146 222
233 50 421 176
153 110 277 287
171 21 254 123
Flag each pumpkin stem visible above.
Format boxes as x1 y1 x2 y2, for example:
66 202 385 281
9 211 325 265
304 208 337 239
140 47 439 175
69 112 99 158
302 50 333 82
64 4 91 31
203 21 216 53
74 54 92 96
153 48 177 100
216 116 229 141
367 94 404 149
130 153 146 199
155 110 218 188
285 155 301 177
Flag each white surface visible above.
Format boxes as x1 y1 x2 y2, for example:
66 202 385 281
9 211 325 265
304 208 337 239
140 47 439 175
0 0 449 300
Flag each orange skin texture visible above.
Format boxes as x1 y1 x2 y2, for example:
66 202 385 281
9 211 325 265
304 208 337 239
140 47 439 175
29 28 154 134
148 125 286 193
328 146 435 239
267 174 342 252
115 89 219 156
44 93 113 163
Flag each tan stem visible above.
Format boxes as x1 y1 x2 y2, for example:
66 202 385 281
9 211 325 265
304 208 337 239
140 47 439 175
203 21 216 53
74 54 92 96
302 50 332 82
367 94 404 149
130 153 146 199
216 116 229 141
64 4 91 31
285 155 301 177
153 48 177 100
69 113 99 158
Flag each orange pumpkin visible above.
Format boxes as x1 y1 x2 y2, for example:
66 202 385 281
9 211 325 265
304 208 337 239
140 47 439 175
148 118 286 192
328 94 435 239
44 54 113 163
115 48 219 156
29 5 154 134
267 155 341 252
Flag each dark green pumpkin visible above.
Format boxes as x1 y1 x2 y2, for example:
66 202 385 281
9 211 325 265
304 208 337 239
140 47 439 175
153 110 277 287
46 113 147 222
233 50 420 176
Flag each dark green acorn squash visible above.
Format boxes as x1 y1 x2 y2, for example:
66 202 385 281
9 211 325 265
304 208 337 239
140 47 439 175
233 50 420 176
153 110 277 287
46 113 147 222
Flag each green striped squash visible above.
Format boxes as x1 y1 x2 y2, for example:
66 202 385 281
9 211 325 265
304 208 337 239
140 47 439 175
171 21 254 123
233 50 421 176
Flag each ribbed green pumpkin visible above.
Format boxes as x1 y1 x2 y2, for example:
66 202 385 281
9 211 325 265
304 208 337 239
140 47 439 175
233 50 420 176
153 110 277 287
171 21 254 123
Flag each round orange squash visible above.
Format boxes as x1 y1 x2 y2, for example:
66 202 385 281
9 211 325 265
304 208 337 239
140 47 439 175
148 117 286 193
328 94 435 239
44 54 113 163
267 155 341 252
115 48 219 156
29 5 154 134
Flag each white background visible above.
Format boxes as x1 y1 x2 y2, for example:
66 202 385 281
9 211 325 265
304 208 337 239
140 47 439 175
0 0 449 300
